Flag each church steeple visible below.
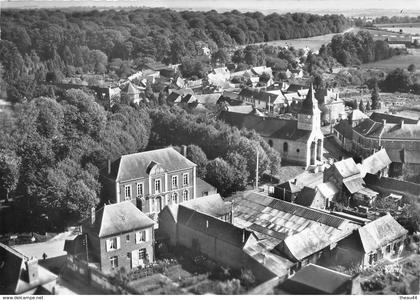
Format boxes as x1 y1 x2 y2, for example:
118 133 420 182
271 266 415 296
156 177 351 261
300 84 320 115
297 84 321 131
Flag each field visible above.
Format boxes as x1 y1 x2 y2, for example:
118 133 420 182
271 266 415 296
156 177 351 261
360 49 420 71
246 27 357 51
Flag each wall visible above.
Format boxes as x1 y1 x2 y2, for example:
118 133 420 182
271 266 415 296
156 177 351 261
99 227 154 274
266 137 307 165
157 209 177 246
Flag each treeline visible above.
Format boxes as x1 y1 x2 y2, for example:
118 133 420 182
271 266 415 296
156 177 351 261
0 8 351 101
0 92 282 231
374 15 420 24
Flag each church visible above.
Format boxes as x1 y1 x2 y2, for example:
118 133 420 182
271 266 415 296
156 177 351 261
220 85 324 168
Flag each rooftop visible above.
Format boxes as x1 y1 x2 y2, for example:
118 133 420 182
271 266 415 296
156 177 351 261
104 147 196 182
88 201 155 238
358 213 408 253
370 112 418 125
181 193 231 219
360 149 392 177
333 158 360 178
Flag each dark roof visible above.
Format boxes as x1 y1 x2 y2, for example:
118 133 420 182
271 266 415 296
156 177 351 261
294 187 317 207
144 62 168 71
276 181 301 194
238 88 278 103
353 119 383 138
364 174 420 199
177 205 252 248
219 111 310 142
287 84 308 93
166 92 182 103
88 201 155 238
280 264 352 294
334 120 353 139
358 214 407 253
181 193 231 218
300 84 318 115
105 147 196 182
370 112 418 124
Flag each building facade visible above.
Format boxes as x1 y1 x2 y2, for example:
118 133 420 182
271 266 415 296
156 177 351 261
100 147 197 218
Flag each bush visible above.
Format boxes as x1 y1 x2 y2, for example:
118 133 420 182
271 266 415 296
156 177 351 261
361 275 386 291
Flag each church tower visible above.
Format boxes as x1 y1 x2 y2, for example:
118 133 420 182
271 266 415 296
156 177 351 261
298 84 324 167
297 84 321 131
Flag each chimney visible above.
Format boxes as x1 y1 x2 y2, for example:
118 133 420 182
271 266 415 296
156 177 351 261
382 119 386 126
242 229 245 243
182 145 187 157
25 259 39 284
401 120 404 129
91 207 96 224
107 159 111 175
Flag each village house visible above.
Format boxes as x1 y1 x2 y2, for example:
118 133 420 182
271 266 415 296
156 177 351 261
66 201 156 275
316 88 345 125
358 148 391 178
272 179 301 202
238 88 286 112
323 158 378 208
332 213 407 269
120 82 144 105
352 116 420 178
221 85 324 168
100 147 197 218
0 243 57 295
293 181 338 210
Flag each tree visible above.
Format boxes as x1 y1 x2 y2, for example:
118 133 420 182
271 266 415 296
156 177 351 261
225 152 248 191
359 99 365 113
383 68 413 93
205 158 236 196
371 82 380 110
186 144 208 178
407 64 416 73
365 101 371 111
0 150 20 202
259 72 271 84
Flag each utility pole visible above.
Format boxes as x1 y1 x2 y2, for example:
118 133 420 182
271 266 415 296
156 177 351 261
85 234 89 263
256 148 259 191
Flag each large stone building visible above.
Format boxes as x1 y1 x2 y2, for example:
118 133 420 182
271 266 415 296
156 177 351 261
220 85 324 167
100 147 197 218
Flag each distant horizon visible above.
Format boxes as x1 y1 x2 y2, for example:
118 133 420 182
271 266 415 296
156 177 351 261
2 0 420 17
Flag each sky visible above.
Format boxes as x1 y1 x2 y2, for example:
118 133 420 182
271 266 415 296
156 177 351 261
1 0 420 16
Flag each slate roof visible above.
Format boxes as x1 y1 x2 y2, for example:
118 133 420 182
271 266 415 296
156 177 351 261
276 181 301 194
294 187 317 207
181 193 231 218
233 192 356 250
334 120 353 139
196 177 217 195
358 214 407 253
90 201 155 238
178 205 253 248
364 173 420 199
166 92 182 103
370 112 418 124
287 84 308 93
0 243 57 294
353 119 383 138
360 149 392 177
280 264 352 294
238 88 282 104
106 147 196 182
300 84 320 115
219 111 310 142
355 118 420 140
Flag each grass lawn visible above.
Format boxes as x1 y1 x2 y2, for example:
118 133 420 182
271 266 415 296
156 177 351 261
360 49 420 72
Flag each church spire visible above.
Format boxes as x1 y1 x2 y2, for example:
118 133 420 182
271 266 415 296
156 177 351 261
300 83 319 115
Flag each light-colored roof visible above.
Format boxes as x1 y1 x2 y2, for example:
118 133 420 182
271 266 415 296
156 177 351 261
93 201 155 238
360 149 392 177
233 192 358 250
225 105 255 114
343 176 365 194
351 109 369 121
358 214 407 253
108 147 196 182
334 158 360 178
181 193 231 218
316 182 339 199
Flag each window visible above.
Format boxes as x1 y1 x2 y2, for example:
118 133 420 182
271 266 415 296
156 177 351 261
126 234 130 242
183 190 189 202
139 248 146 259
110 256 118 269
268 139 273 147
136 230 146 243
137 182 144 197
106 236 120 251
283 142 288 153
296 148 300 153
171 192 178 204
386 244 391 253
171 175 178 189
124 185 131 200
154 179 161 194
183 173 189 186
127 252 131 260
